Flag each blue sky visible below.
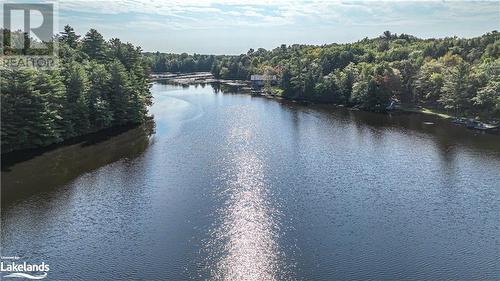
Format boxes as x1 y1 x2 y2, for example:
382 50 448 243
53 0 500 54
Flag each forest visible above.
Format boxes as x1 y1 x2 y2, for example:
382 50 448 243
1 26 152 153
146 31 499 118
1 29 498 153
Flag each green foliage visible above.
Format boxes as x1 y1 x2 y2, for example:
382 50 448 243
33 70 69 142
1 69 49 149
60 25 80 49
63 61 90 136
146 30 499 118
472 60 500 116
1 27 152 153
86 62 113 129
82 28 107 62
440 62 474 113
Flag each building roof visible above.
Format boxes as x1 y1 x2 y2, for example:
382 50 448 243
251 75 277 81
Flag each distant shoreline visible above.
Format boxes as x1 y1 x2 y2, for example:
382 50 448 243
151 74 500 135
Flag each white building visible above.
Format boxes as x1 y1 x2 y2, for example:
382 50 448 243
250 75 278 87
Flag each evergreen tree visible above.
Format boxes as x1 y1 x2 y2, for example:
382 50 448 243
440 62 473 115
87 61 113 129
60 25 80 49
1 27 152 153
82 29 107 62
280 67 292 96
64 61 90 136
108 60 133 124
1 69 49 150
34 70 70 142
144 31 499 117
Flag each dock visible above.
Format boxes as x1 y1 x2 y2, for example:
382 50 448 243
150 72 250 87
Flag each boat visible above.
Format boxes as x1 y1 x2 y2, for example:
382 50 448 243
452 117 468 125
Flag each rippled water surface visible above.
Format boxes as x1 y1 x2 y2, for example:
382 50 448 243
2 83 499 280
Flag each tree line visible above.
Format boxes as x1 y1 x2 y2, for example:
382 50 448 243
146 31 499 118
1 26 152 153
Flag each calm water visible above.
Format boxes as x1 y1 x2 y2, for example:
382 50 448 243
1 83 499 280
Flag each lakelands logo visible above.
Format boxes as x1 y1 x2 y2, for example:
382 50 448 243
0 261 49 280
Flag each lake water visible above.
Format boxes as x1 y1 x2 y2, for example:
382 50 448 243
1 83 499 280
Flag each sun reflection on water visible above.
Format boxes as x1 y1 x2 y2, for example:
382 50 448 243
207 120 287 281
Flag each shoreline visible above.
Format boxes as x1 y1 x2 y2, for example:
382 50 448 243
152 73 500 135
396 106 500 134
1 120 154 170
397 106 454 120
6 75 494 166
150 72 250 87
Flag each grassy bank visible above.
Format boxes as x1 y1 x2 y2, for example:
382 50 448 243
397 106 455 120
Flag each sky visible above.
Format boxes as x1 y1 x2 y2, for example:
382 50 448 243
6 0 500 54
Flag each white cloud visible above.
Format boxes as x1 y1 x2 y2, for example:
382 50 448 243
56 0 499 30
51 0 499 53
